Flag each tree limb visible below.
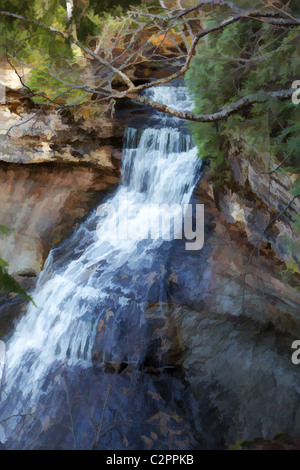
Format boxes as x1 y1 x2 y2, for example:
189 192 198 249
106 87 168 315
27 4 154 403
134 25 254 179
128 88 295 123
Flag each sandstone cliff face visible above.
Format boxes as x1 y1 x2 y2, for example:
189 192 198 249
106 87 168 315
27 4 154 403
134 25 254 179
0 84 125 278
221 150 300 269
129 146 299 446
0 161 119 334
160 150 300 446
167 171 300 336
0 162 119 277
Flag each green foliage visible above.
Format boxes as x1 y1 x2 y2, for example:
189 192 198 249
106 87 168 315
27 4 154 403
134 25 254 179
0 225 34 304
26 57 87 106
185 4 300 192
76 0 145 40
0 0 147 107
0 0 76 104
0 224 13 235
185 2 300 281
0 258 34 303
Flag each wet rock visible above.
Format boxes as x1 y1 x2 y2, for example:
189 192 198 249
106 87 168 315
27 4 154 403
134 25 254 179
145 304 300 446
0 363 208 450
166 173 300 336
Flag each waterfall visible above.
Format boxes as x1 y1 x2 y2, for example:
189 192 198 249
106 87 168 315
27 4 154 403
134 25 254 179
0 86 203 449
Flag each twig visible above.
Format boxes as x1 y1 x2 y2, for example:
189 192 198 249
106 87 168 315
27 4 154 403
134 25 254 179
91 381 112 450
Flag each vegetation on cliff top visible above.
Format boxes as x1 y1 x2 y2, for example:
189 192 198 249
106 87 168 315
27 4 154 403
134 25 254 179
185 5 300 190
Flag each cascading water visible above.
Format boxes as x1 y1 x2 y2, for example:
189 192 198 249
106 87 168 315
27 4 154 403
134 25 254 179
0 86 206 450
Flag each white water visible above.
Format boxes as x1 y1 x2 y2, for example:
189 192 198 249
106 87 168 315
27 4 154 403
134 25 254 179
2 86 200 404
146 85 194 112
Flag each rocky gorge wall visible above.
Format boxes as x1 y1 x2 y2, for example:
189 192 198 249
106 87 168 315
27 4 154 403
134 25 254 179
163 167 300 445
136 161 300 445
141 140 300 445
